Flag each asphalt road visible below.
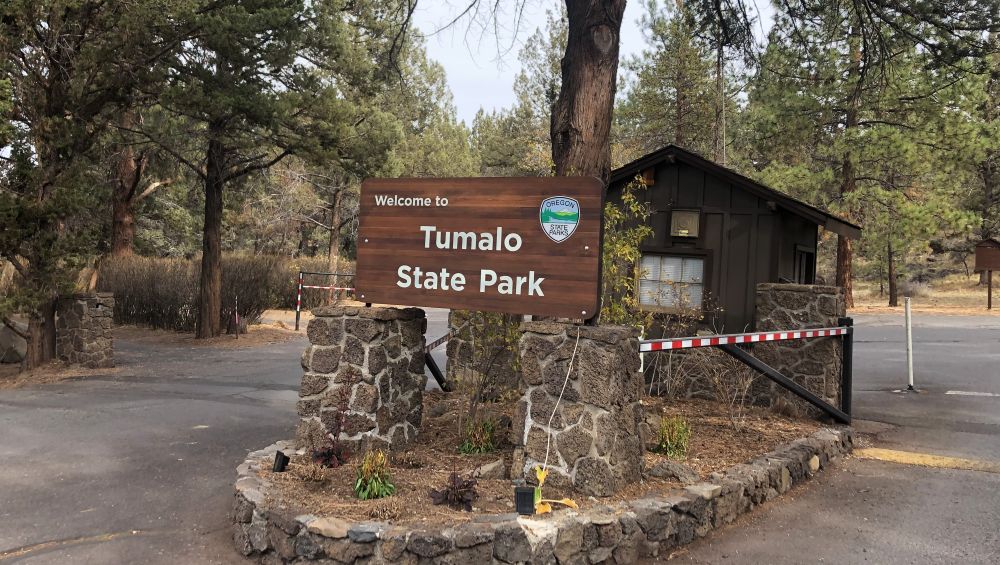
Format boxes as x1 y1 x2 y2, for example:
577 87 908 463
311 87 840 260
674 312 1000 564
1 310 998 563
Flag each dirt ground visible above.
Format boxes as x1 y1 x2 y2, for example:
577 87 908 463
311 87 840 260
114 323 302 349
258 393 823 527
852 276 999 316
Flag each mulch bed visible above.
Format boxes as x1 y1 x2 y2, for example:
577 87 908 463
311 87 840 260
259 392 821 527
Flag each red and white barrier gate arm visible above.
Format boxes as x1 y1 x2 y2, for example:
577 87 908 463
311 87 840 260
639 327 849 352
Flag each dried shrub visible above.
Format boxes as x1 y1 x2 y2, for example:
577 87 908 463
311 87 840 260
653 415 691 459
291 461 332 483
703 350 759 432
429 471 479 511
368 499 402 520
458 419 496 455
97 254 289 332
354 449 395 500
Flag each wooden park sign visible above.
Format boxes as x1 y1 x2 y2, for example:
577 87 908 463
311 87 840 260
974 239 1000 310
355 177 603 318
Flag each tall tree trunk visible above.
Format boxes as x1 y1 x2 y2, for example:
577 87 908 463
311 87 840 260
111 111 143 256
836 27 862 309
550 0 627 185
887 237 897 307
327 189 343 278
714 44 726 165
23 298 57 370
197 123 226 339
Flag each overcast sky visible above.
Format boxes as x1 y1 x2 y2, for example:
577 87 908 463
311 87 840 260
411 1 646 125
412 1 775 126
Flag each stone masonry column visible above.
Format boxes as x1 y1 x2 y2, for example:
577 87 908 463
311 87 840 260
754 283 846 413
513 321 644 497
296 306 426 454
55 293 114 368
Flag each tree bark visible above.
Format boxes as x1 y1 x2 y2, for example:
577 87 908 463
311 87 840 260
327 189 343 276
550 0 627 185
111 111 145 256
23 298 57 370
836 26 862 309
197 122 226 339
714 44 725 165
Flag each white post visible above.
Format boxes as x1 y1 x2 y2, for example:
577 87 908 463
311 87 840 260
905 297 914 391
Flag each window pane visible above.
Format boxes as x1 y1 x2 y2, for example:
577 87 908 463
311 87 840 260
660 284 680 307
640 255 659 282
681 257 704 283
638 280 661 306
681 283 703 308
660 256 683 282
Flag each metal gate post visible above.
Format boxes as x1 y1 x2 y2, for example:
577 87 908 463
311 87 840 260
295 271 304 331
838 317 854 418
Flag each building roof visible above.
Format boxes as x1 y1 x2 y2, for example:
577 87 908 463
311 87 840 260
610 144 862 240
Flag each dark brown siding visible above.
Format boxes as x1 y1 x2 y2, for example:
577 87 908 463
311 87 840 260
609 161 819 331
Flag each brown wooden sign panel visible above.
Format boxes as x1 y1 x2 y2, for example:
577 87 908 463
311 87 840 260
974 239 1000 272
355 177 603 318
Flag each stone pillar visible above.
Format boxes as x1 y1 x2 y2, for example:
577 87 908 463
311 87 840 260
55 293 114 368
296 306 426 454
754 283 846 413
513 322 644 497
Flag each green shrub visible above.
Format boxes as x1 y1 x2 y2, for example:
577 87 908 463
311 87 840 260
354 449 395 500
97 254 290 331
459 419 496 454
653 415 691 459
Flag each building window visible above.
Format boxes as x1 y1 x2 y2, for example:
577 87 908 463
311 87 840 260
639 254 704 311
793 246 815 284
670 210 700 238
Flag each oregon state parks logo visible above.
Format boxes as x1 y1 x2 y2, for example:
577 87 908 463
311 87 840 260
539 196 580 243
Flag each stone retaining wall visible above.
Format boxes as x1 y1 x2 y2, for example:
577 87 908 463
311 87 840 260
55 293 114 368
233 428 853 564
514 322 644 497
296 306 426 454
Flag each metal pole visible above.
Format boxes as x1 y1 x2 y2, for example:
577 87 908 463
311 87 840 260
905 297 914 391
838 316 853 417
295 271 303 331
989 270 993 311
234 294 239 340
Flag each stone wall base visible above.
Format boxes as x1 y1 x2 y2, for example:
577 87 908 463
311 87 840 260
56 293 114 368
234 429 853 564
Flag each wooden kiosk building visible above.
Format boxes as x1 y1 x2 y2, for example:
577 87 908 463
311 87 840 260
608 145 861 332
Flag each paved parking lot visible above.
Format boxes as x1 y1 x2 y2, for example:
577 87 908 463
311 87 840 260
1 311 998 563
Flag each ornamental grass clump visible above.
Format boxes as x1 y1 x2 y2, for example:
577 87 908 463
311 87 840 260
354 449 395 500
654 415 691 459
459 419 496 454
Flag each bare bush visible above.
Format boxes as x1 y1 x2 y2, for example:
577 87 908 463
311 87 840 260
97 254 292 332
701 349 759 432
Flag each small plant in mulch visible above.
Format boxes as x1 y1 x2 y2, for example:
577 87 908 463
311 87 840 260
532 466 577 515
354 449 395 500
312 437 351 468
459 418 496 454
653 415 691 459
429 471 479 511
312 378 355 468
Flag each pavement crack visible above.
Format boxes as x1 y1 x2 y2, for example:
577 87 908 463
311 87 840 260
0 529 164 561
